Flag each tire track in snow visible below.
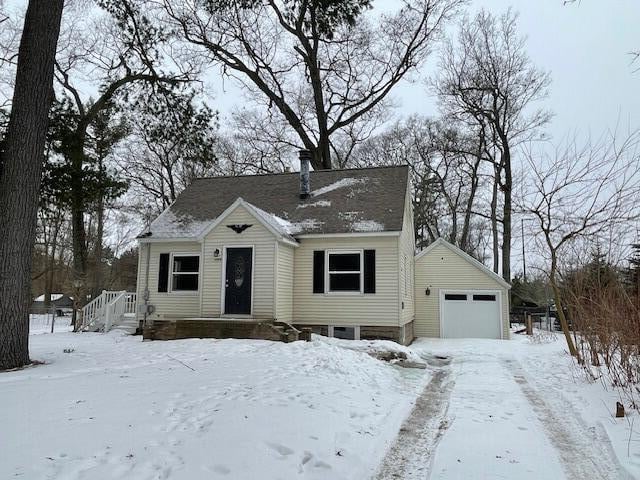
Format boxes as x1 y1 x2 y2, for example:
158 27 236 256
375 357 454 480
505 358 633 480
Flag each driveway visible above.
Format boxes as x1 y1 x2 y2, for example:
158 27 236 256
376 335 635 479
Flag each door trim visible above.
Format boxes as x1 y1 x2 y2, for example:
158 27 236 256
221 245 255 316
439 289 503 339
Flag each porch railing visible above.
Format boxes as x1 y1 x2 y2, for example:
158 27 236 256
81 290 137 332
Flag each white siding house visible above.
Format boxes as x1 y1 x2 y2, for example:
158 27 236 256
133 158 510 344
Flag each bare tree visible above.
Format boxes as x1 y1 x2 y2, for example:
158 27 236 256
520 133 640 358
350 115 489 256
434 8 552 281
160 0 464 170
0 0 64 370
50 0 194 323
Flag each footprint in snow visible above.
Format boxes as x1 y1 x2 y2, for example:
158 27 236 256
266 442 294 457
212 464 231 475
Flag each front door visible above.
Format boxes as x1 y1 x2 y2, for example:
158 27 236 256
224 247 253 315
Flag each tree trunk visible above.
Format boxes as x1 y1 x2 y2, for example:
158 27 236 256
44 211 61 311
490 164 500 274
0 0 64 370
460 155 481 252
91 191 105 299
548 252 579 358
69 141 88 331
501 146 512 282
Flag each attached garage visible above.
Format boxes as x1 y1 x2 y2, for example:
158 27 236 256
414 238 511 339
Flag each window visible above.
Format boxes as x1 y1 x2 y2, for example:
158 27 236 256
171 254 200 291
329 326 360 340
444 293 467 301
473 294 496 302
328 252 362 292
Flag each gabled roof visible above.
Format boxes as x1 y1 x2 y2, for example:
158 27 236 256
416 238 512 289
142 165 409 240
198 198 299 246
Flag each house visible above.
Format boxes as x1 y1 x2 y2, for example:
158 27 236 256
135 150 510 344
31 293 74 316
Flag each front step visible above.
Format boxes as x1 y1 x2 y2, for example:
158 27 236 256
112 317 139 335
143 319 300 342
112 324 137 334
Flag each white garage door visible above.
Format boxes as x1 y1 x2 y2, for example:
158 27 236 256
441 291 502 339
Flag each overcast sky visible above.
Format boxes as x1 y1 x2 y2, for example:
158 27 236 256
211 0 640 145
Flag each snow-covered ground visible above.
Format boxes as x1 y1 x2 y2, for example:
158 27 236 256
2 327 640 479
29 313 73 334
391 332 640 479
0 331 427 480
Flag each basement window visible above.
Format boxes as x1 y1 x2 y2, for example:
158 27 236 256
329 325 360 340
171 254 200 292
327 251 362 293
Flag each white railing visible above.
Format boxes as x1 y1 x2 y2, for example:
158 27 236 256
82 290 137 332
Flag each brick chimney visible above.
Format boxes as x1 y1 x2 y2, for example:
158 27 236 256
299 149 311 199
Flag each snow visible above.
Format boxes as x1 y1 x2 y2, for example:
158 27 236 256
29 314 73 335
297 200 331 208
1 332 427 480
247 203 297 241
4 327 639 479
385 331 639 479
311 178 367 197
250 203 325 236
316 335 425 365
146 208 211 239
34 293 64 302
288 218 324 234
351 220 385 232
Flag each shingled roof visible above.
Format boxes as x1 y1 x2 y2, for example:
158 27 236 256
144 165 409 239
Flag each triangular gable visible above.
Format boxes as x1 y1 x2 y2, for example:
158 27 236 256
415 238 511 289
197 198 299 247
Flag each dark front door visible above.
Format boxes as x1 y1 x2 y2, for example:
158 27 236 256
224 247 253 315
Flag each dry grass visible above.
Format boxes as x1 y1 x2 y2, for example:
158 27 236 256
565 271 640 409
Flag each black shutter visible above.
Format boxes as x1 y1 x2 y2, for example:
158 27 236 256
158 253 170 292
313 251 325 294
364 250 376 294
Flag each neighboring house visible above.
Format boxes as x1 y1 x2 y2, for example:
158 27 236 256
135 151 510 344
31 293 74 316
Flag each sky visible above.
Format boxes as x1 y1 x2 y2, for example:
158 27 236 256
210 0 640 146
5 0 638 142
4 0 639 267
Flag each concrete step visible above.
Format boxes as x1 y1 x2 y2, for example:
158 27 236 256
112 324 137 334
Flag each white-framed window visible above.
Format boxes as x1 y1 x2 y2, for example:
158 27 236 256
170 253 200 292
328 325 360 340
327 250 363 293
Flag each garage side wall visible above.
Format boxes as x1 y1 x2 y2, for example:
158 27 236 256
414 243 510 339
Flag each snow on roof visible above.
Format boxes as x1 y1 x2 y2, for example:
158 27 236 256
337 211 385 233
34 294 64 302
296 200 331 208
351 220 385 232
140 166 408 239
248 203 297 241
146 208 211 239
311 177 367 197
288 218 324 235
